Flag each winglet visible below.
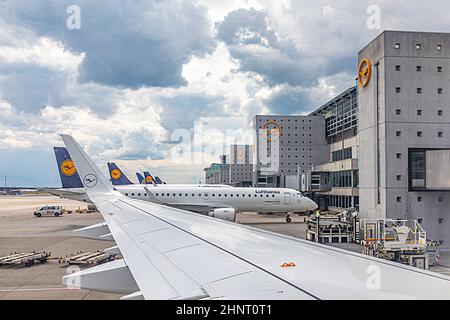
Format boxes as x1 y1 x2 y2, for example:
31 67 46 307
60 135 113 194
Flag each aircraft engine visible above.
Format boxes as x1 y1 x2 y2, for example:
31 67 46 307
208 208 236 222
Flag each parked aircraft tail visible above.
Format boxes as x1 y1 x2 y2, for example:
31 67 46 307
143 171 156 185
53 147 84 188
136 172 145 184
107 162 134 185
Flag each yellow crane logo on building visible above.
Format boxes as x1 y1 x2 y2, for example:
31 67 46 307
358 58 371 87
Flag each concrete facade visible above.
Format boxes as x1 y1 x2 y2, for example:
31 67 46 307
253 115 328 188
358 31 450 248
204 145 254 186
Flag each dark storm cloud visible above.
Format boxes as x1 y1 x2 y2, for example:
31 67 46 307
0 63 68 112
216 8 355 87
264 87 315 115
0 60 120 114
1 0 216 89
158 93 226 132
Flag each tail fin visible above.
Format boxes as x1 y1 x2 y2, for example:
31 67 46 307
60 135 113 194
154 176 163 185
136 172 145 184
53 147 84 188
143 171 156 185
107 162 134 185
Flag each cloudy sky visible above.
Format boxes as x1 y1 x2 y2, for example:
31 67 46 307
0 0 449 187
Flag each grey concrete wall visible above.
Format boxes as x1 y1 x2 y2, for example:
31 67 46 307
253 115 328 188
359 31 450 248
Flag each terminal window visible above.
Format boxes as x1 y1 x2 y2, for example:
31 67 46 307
409 150 425 188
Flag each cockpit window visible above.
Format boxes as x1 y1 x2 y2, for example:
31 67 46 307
297 192 303 197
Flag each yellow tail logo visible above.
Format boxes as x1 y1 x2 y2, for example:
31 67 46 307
61 160 76 176
111 169 122 180
146 175 153 183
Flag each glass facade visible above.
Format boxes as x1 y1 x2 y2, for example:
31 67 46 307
410 150 426 188
332 147 352 161
330 170 358 188
309 86 358 139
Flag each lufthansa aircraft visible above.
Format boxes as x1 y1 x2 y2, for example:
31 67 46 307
61 134 450 299
51 148 318 222
107 160 318 221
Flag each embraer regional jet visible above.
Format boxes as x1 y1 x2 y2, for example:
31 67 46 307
62 134 450 300
51 148 317 222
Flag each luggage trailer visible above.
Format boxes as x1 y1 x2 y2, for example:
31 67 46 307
58 250 116 265
0 251 51 267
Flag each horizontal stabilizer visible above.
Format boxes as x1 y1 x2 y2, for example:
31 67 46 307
99 233 114 241
104 245 121 255
73 222 110 240
121 291 144 300
62 259 139 294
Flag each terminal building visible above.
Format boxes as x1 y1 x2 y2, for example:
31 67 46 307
308 86 359 211
204 31 450 248
204 145 253 187
252 115 328 188
358 31 450 248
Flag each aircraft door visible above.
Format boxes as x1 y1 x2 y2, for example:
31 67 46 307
284 192 291 205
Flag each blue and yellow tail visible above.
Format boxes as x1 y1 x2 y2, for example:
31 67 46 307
154 176 164 184
143 171 156 185
53 147 84 188
136 172 145 184
107 162 133 185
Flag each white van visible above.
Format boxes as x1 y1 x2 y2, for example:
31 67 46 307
34 205 64 217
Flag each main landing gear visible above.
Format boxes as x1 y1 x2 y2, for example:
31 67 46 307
286 213 292 223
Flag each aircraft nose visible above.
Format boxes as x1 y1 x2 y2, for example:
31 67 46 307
307 199 318 211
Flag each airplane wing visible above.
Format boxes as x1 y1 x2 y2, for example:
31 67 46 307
61 134 450 300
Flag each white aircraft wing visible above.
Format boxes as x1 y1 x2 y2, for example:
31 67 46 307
61 134 450 300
